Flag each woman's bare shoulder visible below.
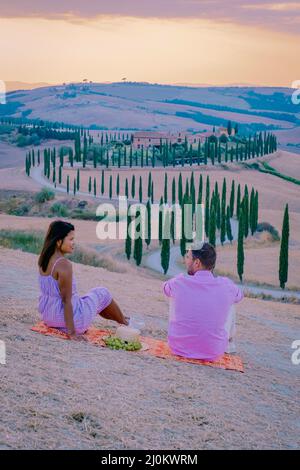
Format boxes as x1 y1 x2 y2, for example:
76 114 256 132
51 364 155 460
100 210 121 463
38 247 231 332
54 258 72 280
57 257 72 272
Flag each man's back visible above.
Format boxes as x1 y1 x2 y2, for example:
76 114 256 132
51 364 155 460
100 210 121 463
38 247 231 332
163 270 243 361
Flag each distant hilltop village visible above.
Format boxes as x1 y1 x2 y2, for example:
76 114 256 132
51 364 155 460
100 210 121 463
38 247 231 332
132 127 236 149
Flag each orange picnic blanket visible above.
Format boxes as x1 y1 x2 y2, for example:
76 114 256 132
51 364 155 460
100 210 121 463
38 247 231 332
31 322 244 372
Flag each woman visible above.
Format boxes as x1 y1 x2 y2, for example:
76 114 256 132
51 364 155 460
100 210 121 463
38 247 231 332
38 220 128 340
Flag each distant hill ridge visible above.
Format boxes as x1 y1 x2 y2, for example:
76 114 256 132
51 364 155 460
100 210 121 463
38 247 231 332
1 82 299 141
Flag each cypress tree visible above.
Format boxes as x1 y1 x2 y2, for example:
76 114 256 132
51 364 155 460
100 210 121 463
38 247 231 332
205 175 210 237
125 178 129 199
237 209 245 282
216 192 221 230
190 171 195 215
250 187 255 235
217 141 221 164
83 133 87 168
93 148 97 168
279 204 289 289
131 174 135 199
243 185 249 238
88 176 92 193
226 206 233 243
236 183 241 219
147 172 152 198
145 200 151 248
197 139 201 165
125 205 132 260
116 174 120 196
197 174 203 205
133 209 143 266
94 177 97 196
66 175 70 194
109 175 112 199
164 173 168 204
59 165 62 185
189 144 193 166
59 149 64 168
225 142 228 162
214 181 219 200
139 176 143 203
170 206 176 244
180 194 187 256
76 168 80 191
185 178 189 199
159 197 163 245
43 149 47 176
178 173 183 205
101 170 105 195
220 178 227 243
229 180 235 217
161 212 170 275
73 178 76 195
211 143 215 165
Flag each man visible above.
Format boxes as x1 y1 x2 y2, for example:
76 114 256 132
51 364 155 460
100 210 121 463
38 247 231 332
163 242 243 361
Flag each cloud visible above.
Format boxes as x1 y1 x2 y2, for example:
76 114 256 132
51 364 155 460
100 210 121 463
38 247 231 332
0 0 299 34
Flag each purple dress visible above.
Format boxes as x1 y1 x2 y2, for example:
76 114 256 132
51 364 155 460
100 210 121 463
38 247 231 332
38 257 112 334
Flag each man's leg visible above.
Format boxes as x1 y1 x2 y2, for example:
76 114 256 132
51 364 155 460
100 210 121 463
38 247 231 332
224 305 237 354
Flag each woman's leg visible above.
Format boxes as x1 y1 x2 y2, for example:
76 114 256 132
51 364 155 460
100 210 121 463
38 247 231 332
99 299 129 325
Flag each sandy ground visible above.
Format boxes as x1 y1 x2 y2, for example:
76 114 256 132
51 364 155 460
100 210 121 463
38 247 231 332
0 247 299 450
0 140 73 170
263 151 300 180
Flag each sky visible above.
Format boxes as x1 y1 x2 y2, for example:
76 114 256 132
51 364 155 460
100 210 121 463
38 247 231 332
0 0 299 87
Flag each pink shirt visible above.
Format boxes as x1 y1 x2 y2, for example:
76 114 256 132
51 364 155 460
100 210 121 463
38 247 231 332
163 270 244 361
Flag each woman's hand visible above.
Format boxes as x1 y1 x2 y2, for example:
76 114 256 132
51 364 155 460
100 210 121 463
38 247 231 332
68 331 86 342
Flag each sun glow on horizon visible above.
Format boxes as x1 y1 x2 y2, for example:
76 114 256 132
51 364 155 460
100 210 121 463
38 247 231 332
1 15 299 87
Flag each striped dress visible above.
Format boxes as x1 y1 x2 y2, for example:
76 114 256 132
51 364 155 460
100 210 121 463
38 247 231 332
38 257 112 334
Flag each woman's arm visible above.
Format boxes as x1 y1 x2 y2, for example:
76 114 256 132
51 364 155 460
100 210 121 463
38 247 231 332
57 260 76 337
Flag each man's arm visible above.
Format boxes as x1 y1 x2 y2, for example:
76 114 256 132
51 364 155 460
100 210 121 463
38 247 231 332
227 279 244 304
162 274 184 298
163 280 173 298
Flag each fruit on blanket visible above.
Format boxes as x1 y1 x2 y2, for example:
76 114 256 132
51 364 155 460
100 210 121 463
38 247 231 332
104 335 142 351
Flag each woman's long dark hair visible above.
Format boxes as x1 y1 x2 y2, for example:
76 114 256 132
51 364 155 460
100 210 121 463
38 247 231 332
38 220 75 273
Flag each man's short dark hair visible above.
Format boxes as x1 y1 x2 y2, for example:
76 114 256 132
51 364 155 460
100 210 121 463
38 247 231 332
190 242 216 270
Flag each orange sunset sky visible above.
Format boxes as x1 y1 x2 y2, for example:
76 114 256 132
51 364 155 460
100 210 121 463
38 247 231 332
0 1 299 87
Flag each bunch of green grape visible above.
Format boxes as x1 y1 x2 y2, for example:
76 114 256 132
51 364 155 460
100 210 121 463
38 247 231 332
104 335 142 351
